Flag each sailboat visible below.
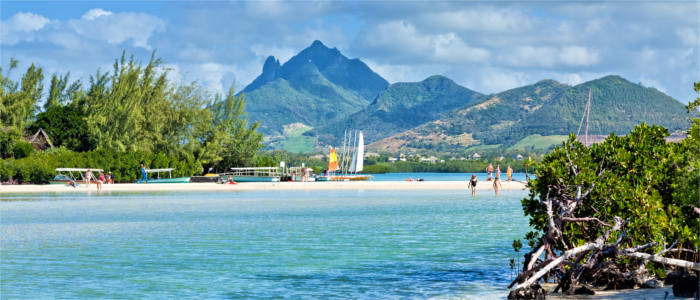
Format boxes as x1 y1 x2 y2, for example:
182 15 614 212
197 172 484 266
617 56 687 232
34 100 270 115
319 131 372 181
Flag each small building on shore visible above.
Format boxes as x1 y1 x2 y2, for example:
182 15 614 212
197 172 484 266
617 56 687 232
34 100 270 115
25 128 54 151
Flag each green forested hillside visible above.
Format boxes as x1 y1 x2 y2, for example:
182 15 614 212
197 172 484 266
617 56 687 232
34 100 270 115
242 40 389 136
370 76 692 153
310 75 483 146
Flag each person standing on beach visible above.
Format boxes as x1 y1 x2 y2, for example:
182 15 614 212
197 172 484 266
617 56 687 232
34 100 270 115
507 165 513 181
486 163 493 181
493 165 502 196
468 174 478 196
85 169 92 187
139 164 148 184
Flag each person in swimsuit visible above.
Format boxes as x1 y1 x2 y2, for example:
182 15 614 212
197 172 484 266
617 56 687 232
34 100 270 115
486 163 494 181
468 174 478 196
493 165 502 196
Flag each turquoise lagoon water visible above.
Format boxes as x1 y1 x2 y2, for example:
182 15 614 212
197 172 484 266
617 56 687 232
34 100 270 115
1 190 529 299
369 172 531 182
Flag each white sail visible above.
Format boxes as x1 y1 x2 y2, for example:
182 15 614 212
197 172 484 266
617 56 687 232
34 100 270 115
349 131 364 173
349 133 358 173
356 131 364 172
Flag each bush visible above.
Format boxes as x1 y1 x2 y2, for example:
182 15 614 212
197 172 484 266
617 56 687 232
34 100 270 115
0 127 22 158
12 140 35 158
3 150 202 184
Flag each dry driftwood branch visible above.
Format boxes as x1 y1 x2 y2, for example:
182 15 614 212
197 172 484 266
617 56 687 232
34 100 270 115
526 244 546 271
512 217 624 291
620 251 700 271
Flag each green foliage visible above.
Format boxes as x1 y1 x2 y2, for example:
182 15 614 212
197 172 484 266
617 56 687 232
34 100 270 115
0 60 44 129
12 140 35 158
1 52 268 177
385 76 691 153
0 127 22 158
243 40 389 137
521 122 699 258
30 104 95 152
210 86 264 169
1 150 201 184
312 75 483 146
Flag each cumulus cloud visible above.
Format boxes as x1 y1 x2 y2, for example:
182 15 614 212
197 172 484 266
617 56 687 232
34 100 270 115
68 9 165 49
421 8 533 32
82 8 113 20
359 20 489 63
0 9 164 50
2 1 697 102
503 46 599 68
1 12 50 45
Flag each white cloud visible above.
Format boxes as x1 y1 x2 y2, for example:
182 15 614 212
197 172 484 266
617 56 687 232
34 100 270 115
559 46 599 67
68 10 165 49
503 46 599 68
1 12 50 45
422 8 532 32
477 69 528 94
360 20 489 63
432 33 490 63
82 8 113 20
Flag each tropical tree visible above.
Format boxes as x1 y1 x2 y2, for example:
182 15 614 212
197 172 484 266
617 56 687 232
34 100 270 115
0 59 44 129
209 86 264 169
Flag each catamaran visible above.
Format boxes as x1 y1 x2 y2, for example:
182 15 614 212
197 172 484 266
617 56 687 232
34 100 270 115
145 168 191 183
50 168 103 185
319 130 372 181
228 167 281 182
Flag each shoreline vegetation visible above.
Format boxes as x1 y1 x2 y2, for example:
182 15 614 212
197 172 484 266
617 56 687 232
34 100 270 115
508 116 700 297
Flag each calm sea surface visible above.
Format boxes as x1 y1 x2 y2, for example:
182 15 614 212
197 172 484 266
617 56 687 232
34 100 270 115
1 190 529 299
369 172 531 182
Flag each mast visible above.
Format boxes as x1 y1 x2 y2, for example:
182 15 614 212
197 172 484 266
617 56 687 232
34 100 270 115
339 130 347 174
349 131 358 174
346 130 356 174
585 88 591 146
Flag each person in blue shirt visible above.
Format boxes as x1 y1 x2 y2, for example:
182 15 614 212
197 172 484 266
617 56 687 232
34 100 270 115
139 164 148 183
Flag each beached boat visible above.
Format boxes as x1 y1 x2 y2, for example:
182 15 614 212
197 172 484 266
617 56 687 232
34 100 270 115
320 131 372 181
230 167 281 182
145 168 191 183
50 168 103 185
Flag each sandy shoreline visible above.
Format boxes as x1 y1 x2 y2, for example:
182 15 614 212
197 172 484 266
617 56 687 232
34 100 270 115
0 180 527 193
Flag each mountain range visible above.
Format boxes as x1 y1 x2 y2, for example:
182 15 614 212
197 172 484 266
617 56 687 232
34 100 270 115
241 41 692 153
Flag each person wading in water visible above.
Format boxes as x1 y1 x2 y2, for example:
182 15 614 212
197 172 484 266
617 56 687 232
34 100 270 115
468 174 478 196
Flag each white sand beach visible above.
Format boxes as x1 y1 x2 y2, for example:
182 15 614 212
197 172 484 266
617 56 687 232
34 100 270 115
0 180 527 193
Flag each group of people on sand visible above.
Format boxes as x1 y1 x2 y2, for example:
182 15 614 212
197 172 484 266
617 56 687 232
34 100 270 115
82 169 114 191
467 163 514 196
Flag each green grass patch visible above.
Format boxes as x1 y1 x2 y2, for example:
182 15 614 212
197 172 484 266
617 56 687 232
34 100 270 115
269 123 315 153
509 134 567 150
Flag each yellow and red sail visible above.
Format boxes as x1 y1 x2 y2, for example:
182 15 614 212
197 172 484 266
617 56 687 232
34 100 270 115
328 147 339 171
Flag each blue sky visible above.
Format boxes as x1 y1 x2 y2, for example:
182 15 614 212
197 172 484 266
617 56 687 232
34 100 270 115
1 1 698 103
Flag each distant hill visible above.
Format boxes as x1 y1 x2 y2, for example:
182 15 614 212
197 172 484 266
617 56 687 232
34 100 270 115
310 75 483 146
242 40 389 136
369 75 691 153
